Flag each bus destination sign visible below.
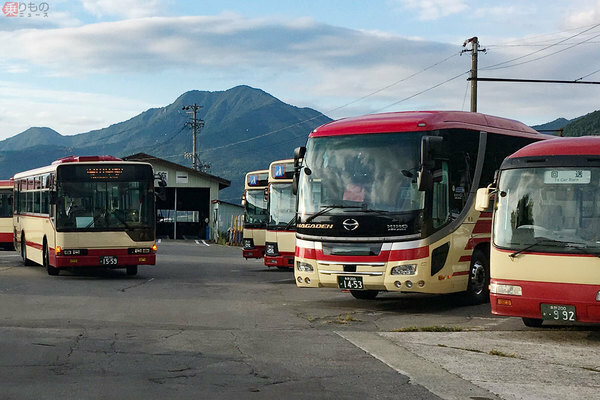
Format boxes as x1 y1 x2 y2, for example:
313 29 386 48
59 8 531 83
86 167 124 180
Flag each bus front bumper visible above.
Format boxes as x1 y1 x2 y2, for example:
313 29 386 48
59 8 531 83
491 279 600 323
54 253 156 268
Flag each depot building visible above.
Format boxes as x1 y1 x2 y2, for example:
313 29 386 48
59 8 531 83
124 153 231 240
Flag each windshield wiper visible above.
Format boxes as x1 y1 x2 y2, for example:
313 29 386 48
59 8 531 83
509 237 562 259
305 205 362 223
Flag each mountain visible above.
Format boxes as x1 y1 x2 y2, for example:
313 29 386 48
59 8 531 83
2 127 63 150
562 110 600 137
532 118 571 135
0 85 332 202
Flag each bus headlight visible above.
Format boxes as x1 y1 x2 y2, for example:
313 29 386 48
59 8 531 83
391 264 417 275
490 283 522 296
296 261 313 272
596 291 600 301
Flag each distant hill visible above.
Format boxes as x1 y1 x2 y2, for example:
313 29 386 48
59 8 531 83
562 110 600 137
532 118 571 135
0 85 331 202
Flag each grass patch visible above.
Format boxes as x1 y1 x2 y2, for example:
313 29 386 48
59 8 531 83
333 313 361 324
489 349 517 358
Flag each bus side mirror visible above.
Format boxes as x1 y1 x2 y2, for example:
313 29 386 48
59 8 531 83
475 187 491 211
154 173 167 201
421 136 443 170
49 191 57 205
417 170 433 192
294 146 306 169
417 136 443 191
292 174 298 195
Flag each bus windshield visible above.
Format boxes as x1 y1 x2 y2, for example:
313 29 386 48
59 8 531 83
0 189 12 218
269 183 295 228
495 167 600 253
56 164 154 232
245 189 268 224
298 132 424 216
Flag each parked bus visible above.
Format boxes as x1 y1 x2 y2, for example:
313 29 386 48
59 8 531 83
264 159 296 268
476 136 600 326
0 180 13 249
242 170 269 259
293 111 551 301
13 155 157 276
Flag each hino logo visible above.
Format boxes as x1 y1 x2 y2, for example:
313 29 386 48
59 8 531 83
343 218 359 231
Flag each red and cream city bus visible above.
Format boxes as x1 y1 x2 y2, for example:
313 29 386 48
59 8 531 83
0 180 13 249
293 111 551 301
13 156 157 276
476 136 600 326
242 170 269 259
264 159 296 268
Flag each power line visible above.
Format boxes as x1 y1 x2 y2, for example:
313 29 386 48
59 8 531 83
481 23 600 71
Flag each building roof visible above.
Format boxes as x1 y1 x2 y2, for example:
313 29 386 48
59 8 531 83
124 153 231 190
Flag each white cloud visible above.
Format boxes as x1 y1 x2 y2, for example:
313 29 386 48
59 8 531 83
394 0 468 20
80 0 170 18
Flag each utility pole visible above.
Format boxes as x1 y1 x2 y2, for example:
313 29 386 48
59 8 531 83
182 104 204 170
462 37 486 112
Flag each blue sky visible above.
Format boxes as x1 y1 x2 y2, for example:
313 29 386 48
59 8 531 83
1 0 600 140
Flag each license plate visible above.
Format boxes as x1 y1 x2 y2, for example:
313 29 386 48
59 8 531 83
541 304 577 322
338 276 364 290
100 255 118 266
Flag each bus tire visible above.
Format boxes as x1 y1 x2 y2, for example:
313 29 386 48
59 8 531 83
350 290 379 300
21 234 34 266
43 240 59 276
126 265 138 276
465 249 490 304
522 317 543 328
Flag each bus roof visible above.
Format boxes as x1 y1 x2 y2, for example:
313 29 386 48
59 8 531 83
13 156 152 180
245 169 269 190
507 136 600 158
309 111 544 139
268 159 294 182
0 179 12 188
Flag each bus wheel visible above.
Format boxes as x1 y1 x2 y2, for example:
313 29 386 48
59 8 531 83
126 266 138 276
466 249 490 304
21 234 34 266
43 241 59 276
522 318 543 328
350 290 379 300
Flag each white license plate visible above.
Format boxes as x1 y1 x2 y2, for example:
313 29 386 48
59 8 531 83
338 276 364 290
100 256 118 265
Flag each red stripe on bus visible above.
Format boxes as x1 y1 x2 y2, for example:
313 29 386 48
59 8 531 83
295 246 316 259
26 240 43 251
471 219 492 234
452 271 469 276
0 232 13 243
479 212 492 218
459 255 471 263
296 246 429 263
